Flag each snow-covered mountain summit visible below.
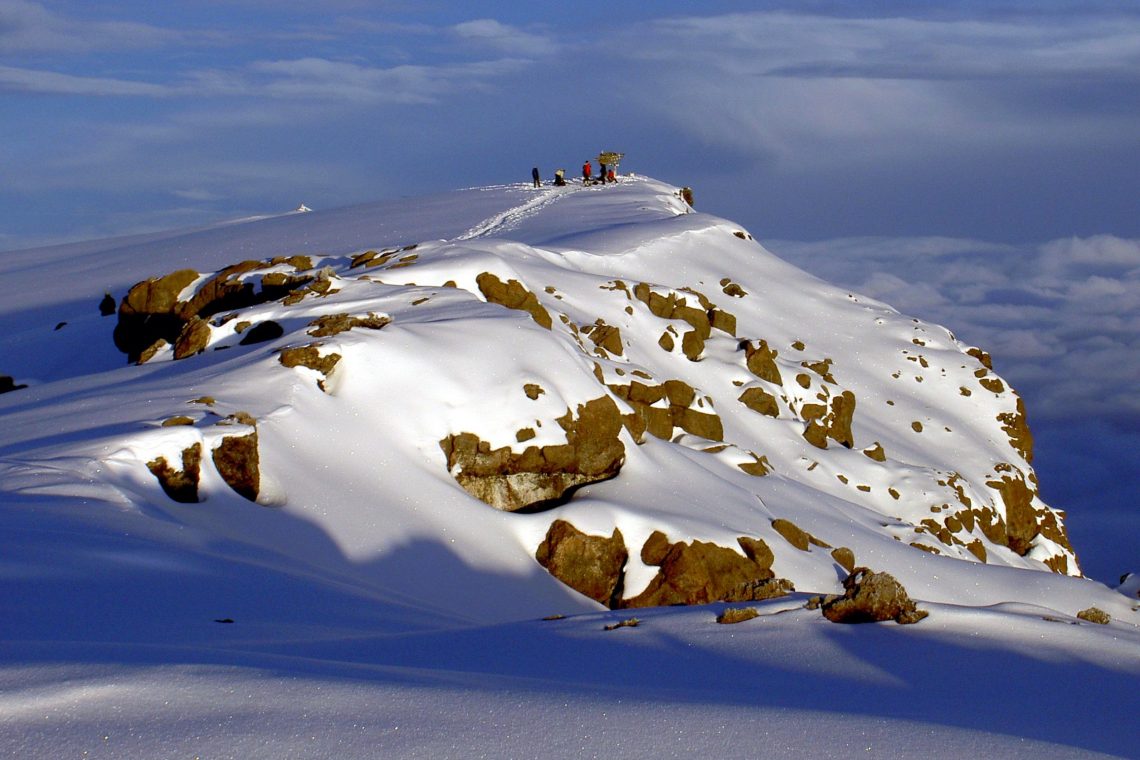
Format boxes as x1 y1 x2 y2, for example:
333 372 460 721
0 175 1081 615
2 175 1137 758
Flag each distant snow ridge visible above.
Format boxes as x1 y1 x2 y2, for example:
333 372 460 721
2 176 1080 619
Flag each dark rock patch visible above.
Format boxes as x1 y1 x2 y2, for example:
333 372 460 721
0 375 28 394
239 320 285 345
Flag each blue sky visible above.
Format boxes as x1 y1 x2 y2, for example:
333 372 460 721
1 1 1136 581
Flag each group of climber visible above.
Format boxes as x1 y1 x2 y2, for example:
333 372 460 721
531 159 618 188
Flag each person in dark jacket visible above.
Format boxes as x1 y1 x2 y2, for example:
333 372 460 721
532 167 541 188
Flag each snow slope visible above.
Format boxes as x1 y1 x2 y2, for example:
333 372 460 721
1 176 1136 758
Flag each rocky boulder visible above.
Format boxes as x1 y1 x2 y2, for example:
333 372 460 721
622 531 791 608
535 520 627 607
147 442 202 503
819 567 928 625
212 430 260 502
440 396 625 512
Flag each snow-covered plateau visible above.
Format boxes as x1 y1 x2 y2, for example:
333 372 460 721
1 176 1136 758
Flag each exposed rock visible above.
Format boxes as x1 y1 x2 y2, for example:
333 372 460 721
238 320 284 345
716 607 759 624
737 452 772 477
796 386 857 449
523 383 545 400
965 539 988 563
744 340 782 384
1076 607 1110 625
986 472 1040 557
737 536 775 571
821 567 928 624
278 345 342 392
586 321 624 356
476 273 552 329
772 518 817 551
173 316 212 360
535 520 627 607
0 375 28 394
831 546 856 573
440 396 625 511
863 442 887 462
622 533 791 608
997 395 1035 463
114 259 315 363
114 269 199 362
738 387 779 417
307 312 391 338
147 443 202 503
608 379 724 443
99 293 116 316
212 431 260 502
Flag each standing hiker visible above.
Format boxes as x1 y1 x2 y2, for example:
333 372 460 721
532 167 541 188
582 160 592 185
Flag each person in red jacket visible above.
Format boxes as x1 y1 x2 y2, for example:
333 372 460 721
582 161 592 184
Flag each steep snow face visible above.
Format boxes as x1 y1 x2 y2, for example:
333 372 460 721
0 176 1081 625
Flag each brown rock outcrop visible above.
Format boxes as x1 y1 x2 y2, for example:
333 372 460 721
440 396 625 511
997 395 1035 463
800 390 857 450
608 379 724 443
278 344 342 392
621 532 791 608
535 520 627 607
114 258 315 362
212 431 260 502
476 273 552 329
820 567 928 624
147 442 202 503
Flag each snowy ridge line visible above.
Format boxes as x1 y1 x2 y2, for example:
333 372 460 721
454 184 577 240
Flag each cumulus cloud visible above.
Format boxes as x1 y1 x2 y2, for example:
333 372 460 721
770 234 1140 429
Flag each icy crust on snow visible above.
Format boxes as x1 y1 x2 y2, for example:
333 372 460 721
0 176 1095 618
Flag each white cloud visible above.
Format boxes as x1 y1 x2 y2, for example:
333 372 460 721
603 10 1140 175
246 56 529 104
0 0 178 53
0 64 169 96
449 19 553 57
